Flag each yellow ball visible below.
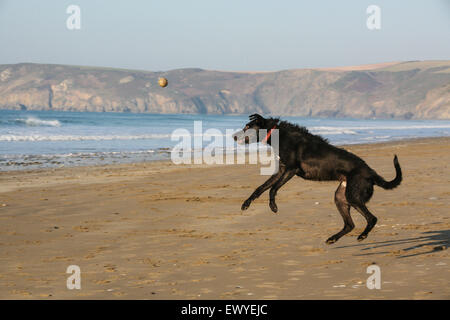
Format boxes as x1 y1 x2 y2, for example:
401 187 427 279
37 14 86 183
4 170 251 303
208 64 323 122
158 77 168 88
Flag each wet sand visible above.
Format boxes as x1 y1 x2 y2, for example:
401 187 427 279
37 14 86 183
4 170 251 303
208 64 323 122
0 137 449 299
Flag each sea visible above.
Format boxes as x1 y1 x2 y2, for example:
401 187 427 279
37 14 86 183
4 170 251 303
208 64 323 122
1 109 449 171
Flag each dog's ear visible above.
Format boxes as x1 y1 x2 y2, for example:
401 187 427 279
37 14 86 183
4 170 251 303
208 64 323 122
249 113 265 124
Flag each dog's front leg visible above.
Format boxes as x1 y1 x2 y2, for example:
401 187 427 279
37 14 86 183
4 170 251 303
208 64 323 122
241 166 286 211
269 169 297 213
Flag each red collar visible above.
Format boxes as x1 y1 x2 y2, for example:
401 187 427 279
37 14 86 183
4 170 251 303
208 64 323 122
262 126 277 142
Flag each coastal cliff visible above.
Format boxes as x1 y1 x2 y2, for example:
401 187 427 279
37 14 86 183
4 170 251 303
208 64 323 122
0 60 449 119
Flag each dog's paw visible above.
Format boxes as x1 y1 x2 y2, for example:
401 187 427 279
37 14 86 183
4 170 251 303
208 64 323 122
269 201 278 213
325 237 338 245
357 234 368 241
241 199 251 211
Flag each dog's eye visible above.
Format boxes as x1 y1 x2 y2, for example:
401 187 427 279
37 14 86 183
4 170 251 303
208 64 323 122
244 125 249 131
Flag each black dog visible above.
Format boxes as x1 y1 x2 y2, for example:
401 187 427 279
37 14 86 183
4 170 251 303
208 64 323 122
233 114 402 244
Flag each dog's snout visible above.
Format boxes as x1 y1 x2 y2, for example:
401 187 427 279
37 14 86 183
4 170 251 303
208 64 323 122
234 135 238 141
245 136 249 143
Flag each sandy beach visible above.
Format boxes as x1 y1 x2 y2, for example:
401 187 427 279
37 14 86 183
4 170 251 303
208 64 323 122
0 137 449 299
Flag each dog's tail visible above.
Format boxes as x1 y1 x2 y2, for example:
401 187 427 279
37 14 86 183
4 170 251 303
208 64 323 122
372 155 402 190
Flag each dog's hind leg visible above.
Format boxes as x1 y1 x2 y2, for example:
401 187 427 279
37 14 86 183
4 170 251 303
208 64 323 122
326 181 355 244
352 203 377 241
241 166 286 210
345 178 377 241
268 169 297 213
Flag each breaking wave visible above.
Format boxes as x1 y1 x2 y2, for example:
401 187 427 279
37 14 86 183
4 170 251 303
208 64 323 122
0 134 173 142
15 117 61 127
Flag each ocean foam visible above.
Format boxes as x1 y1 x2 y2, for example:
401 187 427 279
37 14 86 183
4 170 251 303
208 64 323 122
0 134 176 142
15 117 61 127
310 127 358 135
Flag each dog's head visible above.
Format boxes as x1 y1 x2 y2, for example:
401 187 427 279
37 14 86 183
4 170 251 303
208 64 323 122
232 113 270 145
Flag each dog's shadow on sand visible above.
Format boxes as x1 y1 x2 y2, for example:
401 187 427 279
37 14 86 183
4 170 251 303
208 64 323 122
333 229 449 258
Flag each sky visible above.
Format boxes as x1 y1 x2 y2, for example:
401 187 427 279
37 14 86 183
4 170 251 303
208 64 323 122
0 0 449 71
